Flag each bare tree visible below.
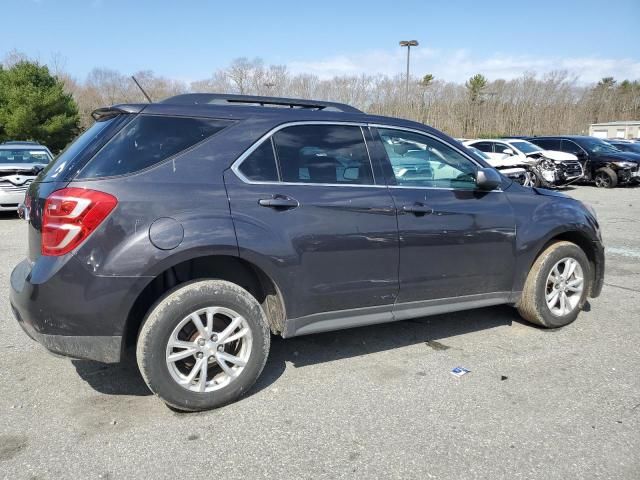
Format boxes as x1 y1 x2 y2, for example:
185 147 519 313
19 53 638 137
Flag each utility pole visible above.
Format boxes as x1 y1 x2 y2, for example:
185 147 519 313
399 40 418 101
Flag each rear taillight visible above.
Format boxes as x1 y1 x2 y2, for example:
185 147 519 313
42 187 117 256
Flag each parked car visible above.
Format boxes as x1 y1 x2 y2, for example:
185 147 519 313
10 94 605 411
605 139 640 155
0 141 53 212
464 138 583 187
528 136 640 188
465 145 529 185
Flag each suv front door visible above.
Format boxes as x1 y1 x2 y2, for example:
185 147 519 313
224 123 399 331
369 127 516 317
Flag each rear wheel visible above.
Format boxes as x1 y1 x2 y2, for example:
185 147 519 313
594 167 618 188
517 241 590 328
136 280 270 411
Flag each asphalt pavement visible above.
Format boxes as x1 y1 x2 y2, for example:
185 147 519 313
1 184 639 479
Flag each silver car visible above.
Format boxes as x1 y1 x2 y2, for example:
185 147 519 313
0 141 53 211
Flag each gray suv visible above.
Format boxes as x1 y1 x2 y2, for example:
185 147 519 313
10 94 605 411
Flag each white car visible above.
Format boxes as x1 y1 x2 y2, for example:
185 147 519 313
464 139 584 187
465 146 529 186
0 141 53 211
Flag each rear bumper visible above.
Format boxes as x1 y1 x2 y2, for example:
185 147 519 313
10 256 148 363
13 310 122 363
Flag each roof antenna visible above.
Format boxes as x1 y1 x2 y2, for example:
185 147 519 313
131 75 152 103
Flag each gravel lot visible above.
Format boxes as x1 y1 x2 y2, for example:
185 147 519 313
1 185 639 480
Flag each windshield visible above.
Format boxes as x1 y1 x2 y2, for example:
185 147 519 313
0 149 51 165
509 141 542 154
578 137 621 155
610 142 640 154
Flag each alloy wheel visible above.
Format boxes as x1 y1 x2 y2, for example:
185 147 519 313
545 257 584 317
165 307 253 393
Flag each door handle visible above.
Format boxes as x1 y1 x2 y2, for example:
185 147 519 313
402 203 434 215
258 196 299 209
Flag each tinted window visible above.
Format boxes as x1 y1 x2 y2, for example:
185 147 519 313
273 125 374 185
379 129 478 189
41 115 127 182
472 141 493 153
561 140 583 155
238 139 278 181
78 116 230 178
531 138 561 150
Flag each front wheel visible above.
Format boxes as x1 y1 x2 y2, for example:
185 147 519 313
594 167 618 188
136 280 270 411
517 241 590 328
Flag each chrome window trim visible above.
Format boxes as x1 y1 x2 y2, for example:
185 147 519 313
231 121 380 188
231 120 502 192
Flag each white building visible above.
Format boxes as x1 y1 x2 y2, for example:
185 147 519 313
589 121 640 139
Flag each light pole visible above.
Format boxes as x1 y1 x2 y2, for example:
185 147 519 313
399 40 418 100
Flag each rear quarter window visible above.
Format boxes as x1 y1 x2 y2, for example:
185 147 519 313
77 115 231 179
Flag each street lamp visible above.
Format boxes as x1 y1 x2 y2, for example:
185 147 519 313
399 40 419 100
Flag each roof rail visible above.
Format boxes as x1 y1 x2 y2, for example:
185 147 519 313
160 93 363 113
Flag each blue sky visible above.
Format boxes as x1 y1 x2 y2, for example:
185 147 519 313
4 0 639 83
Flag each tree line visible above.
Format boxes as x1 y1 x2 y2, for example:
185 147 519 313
2 53 639 151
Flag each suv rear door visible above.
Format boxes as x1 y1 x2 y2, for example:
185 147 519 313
224 123 399 331
368 126 516 317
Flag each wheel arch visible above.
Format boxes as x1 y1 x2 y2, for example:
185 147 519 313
528 229 600 297
122 254 287 357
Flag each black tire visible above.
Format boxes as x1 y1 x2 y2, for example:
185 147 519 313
136 280 270 411
594 167 618 188
517 241 590 328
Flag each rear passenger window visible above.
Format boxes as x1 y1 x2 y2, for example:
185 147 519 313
78 116 231 178
273 125 374 185
238 139 278 181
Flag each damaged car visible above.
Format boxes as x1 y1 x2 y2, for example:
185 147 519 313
0 141 53 211
465 145 529 186
529 136 640 188
464 138 583 188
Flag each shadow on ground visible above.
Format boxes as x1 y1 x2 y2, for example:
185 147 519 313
72 304 522 399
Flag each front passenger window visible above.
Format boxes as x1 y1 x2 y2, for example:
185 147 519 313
561 140 583 156
378 129 478 189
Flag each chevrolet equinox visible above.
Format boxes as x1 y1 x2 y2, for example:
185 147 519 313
10 94 605 411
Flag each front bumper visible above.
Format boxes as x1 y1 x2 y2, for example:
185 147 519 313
591 240 605 298
10 256 148 363
0 190 25 210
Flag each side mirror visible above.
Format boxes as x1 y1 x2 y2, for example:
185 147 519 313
502 148 514 155
476 167 502 190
